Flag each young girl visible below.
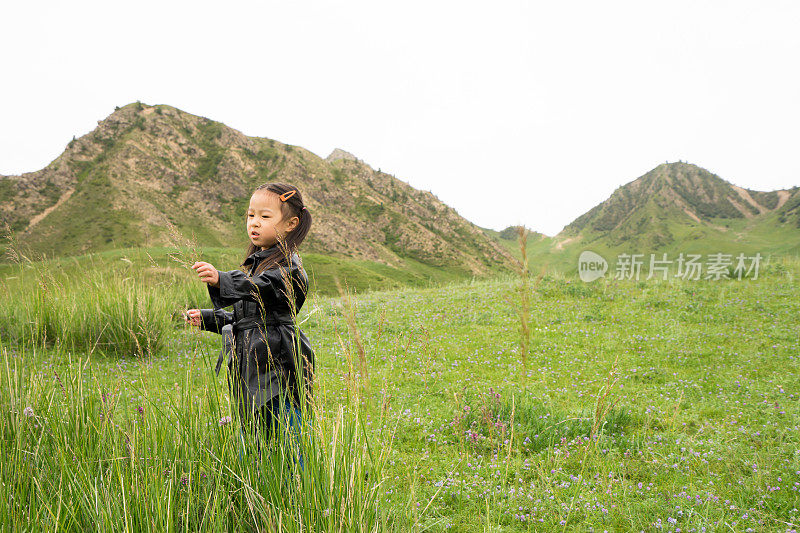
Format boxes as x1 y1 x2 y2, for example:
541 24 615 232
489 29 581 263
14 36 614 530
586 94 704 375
184 182 315 452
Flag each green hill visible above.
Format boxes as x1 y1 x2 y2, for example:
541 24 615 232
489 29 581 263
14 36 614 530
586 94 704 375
485 162 800 275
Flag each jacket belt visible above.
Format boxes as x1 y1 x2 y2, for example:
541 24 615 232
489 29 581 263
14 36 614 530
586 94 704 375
214 317 296 375
232 316 296 331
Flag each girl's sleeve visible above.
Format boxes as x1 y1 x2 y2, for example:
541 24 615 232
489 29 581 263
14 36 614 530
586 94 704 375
199 308 234 334
208 266 306 309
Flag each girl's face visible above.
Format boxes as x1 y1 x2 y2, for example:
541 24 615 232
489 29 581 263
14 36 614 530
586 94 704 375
247 191 299 250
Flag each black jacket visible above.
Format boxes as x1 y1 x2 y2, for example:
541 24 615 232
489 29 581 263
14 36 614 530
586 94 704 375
199 245 315 416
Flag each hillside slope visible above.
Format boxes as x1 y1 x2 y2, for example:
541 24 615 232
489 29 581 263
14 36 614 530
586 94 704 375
0 102 516 277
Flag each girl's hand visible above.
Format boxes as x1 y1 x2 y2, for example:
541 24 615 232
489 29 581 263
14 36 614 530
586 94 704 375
192 261 220 287
185 308 202 327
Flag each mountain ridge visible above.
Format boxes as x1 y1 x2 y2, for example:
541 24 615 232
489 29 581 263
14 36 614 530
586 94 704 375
0 102 516 277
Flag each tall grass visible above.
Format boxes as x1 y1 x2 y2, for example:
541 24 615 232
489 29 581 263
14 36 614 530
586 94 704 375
0 327 391 532
333 277 370 400
0 257 198 357
512 226 546 384
0 237 218 357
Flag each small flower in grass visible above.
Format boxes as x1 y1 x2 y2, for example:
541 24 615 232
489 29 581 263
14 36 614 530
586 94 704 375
136 405 144 416
219 416 232 426
23 406 35 418
181 476 189 486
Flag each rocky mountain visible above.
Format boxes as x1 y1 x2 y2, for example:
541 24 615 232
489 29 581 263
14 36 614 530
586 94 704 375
0 102 516 276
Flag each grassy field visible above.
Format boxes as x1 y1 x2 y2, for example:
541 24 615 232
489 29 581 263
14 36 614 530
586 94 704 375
1 250 799 531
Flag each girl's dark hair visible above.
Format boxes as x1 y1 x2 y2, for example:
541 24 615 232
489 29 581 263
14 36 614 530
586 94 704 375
242 182 312 274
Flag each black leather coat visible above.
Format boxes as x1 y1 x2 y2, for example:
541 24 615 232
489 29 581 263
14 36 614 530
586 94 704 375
199 245 315 417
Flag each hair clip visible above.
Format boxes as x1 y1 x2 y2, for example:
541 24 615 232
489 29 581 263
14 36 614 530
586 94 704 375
279 189 297 202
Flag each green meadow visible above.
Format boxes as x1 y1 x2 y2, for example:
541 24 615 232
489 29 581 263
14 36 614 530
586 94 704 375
1 248 799 531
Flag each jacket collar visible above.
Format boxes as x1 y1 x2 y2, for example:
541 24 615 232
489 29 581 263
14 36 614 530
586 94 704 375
243 244 295 268
253 244 279 258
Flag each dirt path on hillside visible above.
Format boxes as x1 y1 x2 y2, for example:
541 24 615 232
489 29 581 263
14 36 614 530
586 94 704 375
555 236 576 250
26 189 74 230
776 190 791 209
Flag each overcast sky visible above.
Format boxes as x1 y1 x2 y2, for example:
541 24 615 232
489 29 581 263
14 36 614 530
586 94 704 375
2 1 798 236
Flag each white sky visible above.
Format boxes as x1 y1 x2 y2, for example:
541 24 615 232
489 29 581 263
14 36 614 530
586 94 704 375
1 1 799 236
